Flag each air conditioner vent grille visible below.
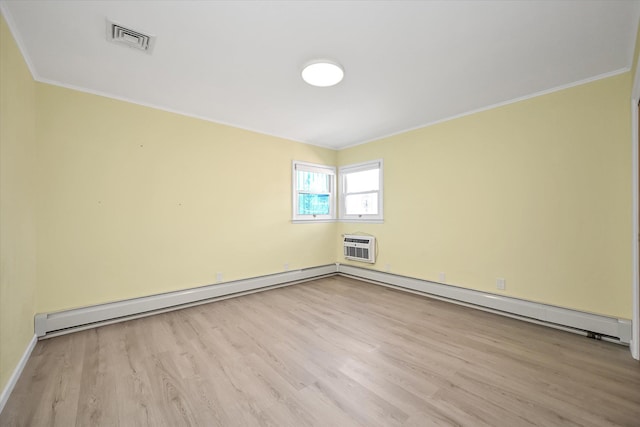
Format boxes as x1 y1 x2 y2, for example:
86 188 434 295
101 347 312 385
343 234 375 264
107 20 155 53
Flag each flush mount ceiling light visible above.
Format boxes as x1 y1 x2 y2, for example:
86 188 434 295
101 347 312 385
301 60 344 87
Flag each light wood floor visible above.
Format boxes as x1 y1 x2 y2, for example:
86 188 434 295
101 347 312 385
1 276 639 426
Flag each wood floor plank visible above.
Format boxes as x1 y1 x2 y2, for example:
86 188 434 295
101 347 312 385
2 276 639 426
445 367 623 427
11 332 85 427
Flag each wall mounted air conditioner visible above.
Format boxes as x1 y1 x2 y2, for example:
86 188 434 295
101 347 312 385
343 235 376 264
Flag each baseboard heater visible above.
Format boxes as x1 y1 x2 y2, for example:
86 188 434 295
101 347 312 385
35 265 336 338
35 263 632 345
337 264 632 344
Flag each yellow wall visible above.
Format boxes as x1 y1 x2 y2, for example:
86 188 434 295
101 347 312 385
0 15 37 391
20 59 640 320
338 73 632 319
35 84 337 313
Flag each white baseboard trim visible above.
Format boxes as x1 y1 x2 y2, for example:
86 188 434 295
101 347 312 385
35 265 336 338
0 334 37 415
337 264 632 344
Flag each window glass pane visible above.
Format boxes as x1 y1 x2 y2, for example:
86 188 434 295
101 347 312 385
297 170 330 193
345 193 378 215
345 169 379 193
298 193 330 215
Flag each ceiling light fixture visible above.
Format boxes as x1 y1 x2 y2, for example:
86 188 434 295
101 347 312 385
301 60 344 87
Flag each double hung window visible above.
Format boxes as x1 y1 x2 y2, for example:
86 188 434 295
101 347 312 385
292 161 336 221
339 160 383 222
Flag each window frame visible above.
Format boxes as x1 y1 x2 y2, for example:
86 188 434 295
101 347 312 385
339 159 384 223
292 161 336 223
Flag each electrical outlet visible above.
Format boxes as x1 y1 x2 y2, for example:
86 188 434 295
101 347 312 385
496 278 506 290
385 264 391 272
438 272 446 283
284 263 289 271
216 272 223 283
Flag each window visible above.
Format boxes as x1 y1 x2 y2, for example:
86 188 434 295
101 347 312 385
339 160 383 222
292 161 336 221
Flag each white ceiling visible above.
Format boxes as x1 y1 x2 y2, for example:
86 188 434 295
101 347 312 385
2 1 640 149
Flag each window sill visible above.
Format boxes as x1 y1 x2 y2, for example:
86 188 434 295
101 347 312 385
292 219 337 224
292 219 383 224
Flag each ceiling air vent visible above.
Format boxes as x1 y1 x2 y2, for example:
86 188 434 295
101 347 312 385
106 20 155 54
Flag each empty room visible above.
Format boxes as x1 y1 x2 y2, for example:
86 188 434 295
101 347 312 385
1 1 640 426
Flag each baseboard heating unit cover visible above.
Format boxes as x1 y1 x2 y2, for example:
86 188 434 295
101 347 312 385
337 264 632 344
35 265 336 338
34 263 631 346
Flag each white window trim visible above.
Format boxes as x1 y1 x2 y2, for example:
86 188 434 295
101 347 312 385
339 159 384 223
292 161 336 222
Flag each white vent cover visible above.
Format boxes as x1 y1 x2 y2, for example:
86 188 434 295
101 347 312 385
343 234 376 264
106 20 155 53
